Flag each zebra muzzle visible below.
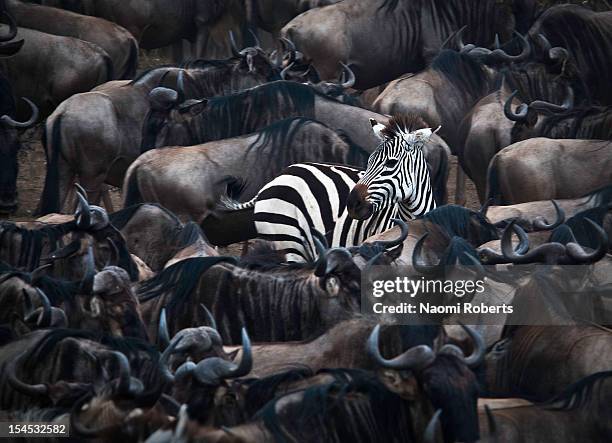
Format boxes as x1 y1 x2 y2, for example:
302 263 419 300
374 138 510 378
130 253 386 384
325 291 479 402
347 184 374 220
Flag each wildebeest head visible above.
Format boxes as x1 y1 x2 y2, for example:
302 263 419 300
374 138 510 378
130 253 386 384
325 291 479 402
77 264 149 340
0 90 38 214
160 328 252 425
504 84 574 141
368 324 484 443
228 31 279 82
347 115 437 220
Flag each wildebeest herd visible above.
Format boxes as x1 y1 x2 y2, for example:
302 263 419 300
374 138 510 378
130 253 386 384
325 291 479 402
1 0 611 441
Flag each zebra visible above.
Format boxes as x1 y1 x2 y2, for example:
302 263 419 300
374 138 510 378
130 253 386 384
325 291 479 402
226 114 439 262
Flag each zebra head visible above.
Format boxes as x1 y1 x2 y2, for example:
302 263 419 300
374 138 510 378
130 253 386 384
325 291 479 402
347 114 438 220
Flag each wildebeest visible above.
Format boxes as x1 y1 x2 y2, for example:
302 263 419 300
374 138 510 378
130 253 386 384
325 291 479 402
6 0 138 79
39 46 280 214
527 4 612 105
0 9 38 215
504 94 612 143
487 138 612 205
138 242 364 344
110 203 217 272
483 272 612 400
484 186 612 229
123 118 369 222
373 36 530 154
32 0 250 58
0 24 112 117
280 0 523 89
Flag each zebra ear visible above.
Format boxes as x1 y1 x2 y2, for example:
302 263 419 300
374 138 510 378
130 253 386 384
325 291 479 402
370 118 386 141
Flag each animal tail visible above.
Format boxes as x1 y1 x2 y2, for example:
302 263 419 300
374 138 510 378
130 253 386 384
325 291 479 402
122 38 139 80
216 176 258 211
122 166 143 207
38 115 63 215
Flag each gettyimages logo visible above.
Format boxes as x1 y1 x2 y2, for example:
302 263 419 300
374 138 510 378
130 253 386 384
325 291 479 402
361 265 612 325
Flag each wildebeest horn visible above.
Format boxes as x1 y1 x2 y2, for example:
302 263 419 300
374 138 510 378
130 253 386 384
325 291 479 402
0 10 18 42
313 230 329 276
80 246 95 294
280 37 296 53
367 325 435 370
501 220 565 264
75 187 91 229
280 61 295 80
105 237 119 268
529 85 574 114
74 182 88 200
537 34 569 65
248 28 260 48
30 288 52 327
494 34 501 49
192 328 253 384
312 228 329 250
229 31 242 58
200 303 218 331
533 200 565 230
462 252 486 277
424 409 442 443
339 62 355 89
374 218 409 250
565 219 608 264
158 308 170 351
478 198 493 217
7 351 49 396
503 90 529 122
159 335 184 383
455 26 476 54
1 98 38 128
458 324 486 368
412 233 444 275
485 31 531 63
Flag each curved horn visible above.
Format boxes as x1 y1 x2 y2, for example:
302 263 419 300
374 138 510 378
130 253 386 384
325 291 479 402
533 200 565 231
537 34 569 64
501 220 565 264
459 323 486 368
34 288 52 327
311 228 329 250
313 233 328 277
0 10 18 42
412 233 444 276
0 98 38 128
367 325 435 371
7 351 48 397
339 62 355 89
455 26 475 53
280 61 295 80
503 90 529 122
479 198 493 217
200 303 218 331
105 237 119 268
511 222 530 255
565 218 608 264
485 31 531 64
74 183 89 201
373 218 409 250
424 409 442 443
529 85 574 115
159 336 184 383
228 31 242 58
158 308 170 351
192 328 252 384
280 37 296 53
75 188 91 229
80 247 95 294
247 28 260 48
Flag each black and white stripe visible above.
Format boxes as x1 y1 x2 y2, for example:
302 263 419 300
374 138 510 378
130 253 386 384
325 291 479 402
251 122 437 261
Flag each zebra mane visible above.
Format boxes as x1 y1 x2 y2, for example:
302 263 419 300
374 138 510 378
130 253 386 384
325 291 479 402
380 113 428 139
